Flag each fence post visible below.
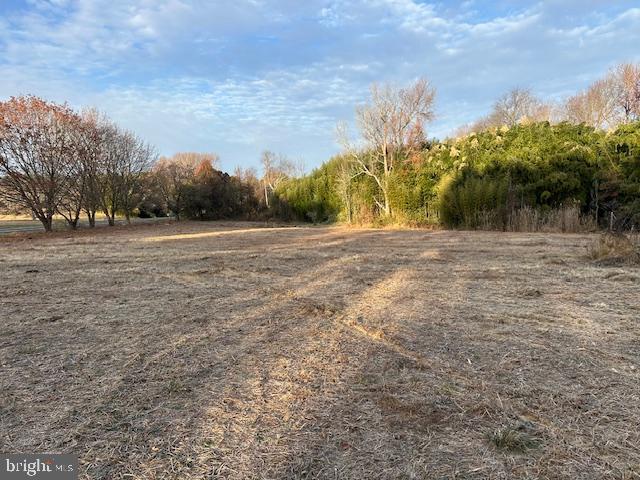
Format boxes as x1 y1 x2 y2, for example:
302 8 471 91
609 211 614 232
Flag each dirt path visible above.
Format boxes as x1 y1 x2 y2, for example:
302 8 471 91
1 222 638 479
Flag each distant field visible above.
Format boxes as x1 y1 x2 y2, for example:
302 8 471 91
0 222 638 479
0 216 171 235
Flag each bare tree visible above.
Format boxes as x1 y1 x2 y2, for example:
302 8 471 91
56 113 103 229
119 132 156 223
78 109 110 228
558 63 640 130
490 88 551 127
234 165 259 183
456 88 553 136
613 63 640 123
334 157 359 224
563 77 619 129
96 123 156 226
56 154 86 229
0 96 82 231
260 150 296 208
341 77 435 216
96 123 123 226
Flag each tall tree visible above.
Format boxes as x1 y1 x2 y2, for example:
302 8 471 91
490 88 550 127
613 63 640 123
56 113 103 229
0 96 83 231
334 157 358 224
457 88 552 136
261 151 296 208
78 109 109 228
342 77 435 216
563 77 619 129
97 123 156 225
119 132 156 223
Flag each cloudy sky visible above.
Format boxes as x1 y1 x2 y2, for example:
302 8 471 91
1 1 639 171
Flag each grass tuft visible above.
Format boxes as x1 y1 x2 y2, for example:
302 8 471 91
587 232 640 265
488 423 542 453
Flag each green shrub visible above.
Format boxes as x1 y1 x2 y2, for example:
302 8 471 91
274 121 640 231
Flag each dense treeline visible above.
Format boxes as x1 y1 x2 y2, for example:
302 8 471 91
276 121 640 230
275 63 640 231
434 121 640 230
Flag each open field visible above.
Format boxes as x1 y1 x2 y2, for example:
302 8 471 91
0 222 639 479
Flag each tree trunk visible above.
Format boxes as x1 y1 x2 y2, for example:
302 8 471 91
87 210 96 228
174 198 181 221
593 179 599 226
67 208 81 229
41 215 53 232
382 189 391 217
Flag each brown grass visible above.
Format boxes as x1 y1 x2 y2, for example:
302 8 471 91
1 222 639 479
587 232 640 265
507 205 597 233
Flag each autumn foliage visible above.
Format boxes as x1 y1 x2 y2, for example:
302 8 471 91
0 96 84 230
0 96 156 230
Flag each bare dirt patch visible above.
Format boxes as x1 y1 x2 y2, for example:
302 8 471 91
1 222 638 479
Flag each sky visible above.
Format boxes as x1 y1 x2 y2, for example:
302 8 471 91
0 1 639 172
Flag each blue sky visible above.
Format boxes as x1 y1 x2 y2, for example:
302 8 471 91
1 1 639 172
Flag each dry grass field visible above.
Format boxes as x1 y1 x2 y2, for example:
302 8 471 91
1 222 638 479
